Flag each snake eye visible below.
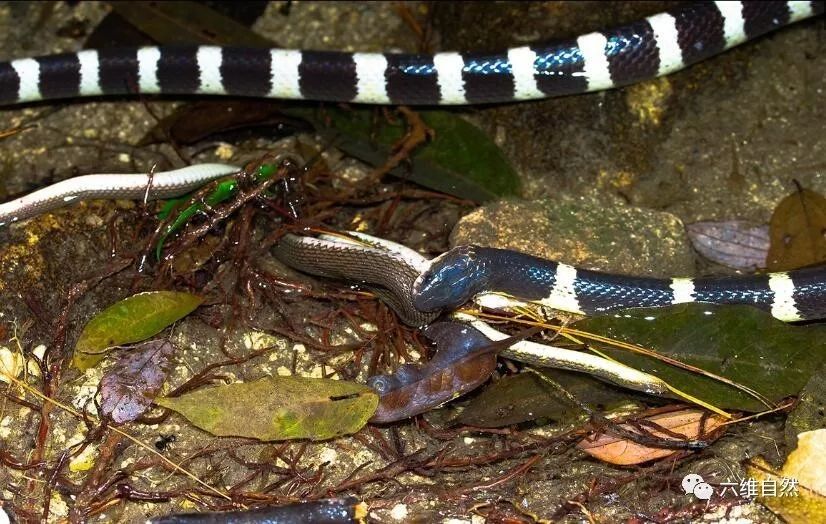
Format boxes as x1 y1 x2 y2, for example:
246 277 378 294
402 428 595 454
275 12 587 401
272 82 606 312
413 246 481 312
367 375 398 395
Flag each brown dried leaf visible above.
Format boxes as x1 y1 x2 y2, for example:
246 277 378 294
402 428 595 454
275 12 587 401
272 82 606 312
100 340 176 423
767 187 826 271
368 324 496 423
139 100 310 146
686 220 769 270
577 408 727 465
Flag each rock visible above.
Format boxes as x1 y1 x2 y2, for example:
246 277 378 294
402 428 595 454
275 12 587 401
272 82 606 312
449 193 695 278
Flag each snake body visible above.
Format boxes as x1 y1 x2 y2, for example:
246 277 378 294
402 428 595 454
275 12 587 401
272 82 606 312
0 2 822 222
412 246 826 322
0 164 240 226
274 234 826 324
0 2 822 106
272 233 673 394
274 233 440 327
1 2 825 323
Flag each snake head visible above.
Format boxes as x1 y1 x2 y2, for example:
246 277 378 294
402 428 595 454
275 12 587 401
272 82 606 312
413 245 485 312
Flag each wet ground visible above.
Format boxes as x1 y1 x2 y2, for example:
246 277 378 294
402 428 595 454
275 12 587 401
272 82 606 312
0 1 824 523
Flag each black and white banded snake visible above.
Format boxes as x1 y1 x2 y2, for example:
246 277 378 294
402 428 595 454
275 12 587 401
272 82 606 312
1 1 825 392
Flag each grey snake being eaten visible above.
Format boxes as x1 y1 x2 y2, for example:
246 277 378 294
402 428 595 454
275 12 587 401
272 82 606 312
1 1 825 323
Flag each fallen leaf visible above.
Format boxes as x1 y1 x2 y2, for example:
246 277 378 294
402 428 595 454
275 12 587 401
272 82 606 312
767 187 826 271
780 429 826 496
748 431 826 523
283 107 521 202
139 100 310 146
686 220 769 270
156 376 378 441
100 340 176 423
110 1 273 46
456 369 636 428
577 408 727 465
575 304 826 412
73 291 202 371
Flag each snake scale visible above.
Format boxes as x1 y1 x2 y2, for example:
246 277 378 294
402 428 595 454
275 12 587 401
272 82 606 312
1 1 825 321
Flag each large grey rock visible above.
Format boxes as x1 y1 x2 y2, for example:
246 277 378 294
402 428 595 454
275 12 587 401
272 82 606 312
450 194 695 278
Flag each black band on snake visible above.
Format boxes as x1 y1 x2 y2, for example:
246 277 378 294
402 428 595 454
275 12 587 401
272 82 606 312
0 2 822 106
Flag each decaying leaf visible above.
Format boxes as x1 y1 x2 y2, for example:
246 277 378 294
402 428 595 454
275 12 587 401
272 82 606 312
686 220 769 270
282 107 520 202
73 291 202 371
748 430 826 523
140 100 311 146
577 408 727 465
780 429 826 496
456 369 635 428
156 376 378 441
575 304 826 412
369 323 540 423
110 1 273 47
767 187 826 271
100 340 176 423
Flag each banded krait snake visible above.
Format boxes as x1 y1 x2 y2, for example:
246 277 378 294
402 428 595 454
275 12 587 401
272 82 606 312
1 2 825 324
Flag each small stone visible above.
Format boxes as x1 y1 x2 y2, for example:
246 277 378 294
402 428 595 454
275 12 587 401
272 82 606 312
390 504 408 520
215 143 235 160
0 347 24 383
69 443 98 472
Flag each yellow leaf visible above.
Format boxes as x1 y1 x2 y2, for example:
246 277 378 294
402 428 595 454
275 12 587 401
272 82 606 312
782 429 826 496
747 429 826 523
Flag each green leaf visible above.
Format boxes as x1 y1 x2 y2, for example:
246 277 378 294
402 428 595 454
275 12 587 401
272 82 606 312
73 291 203 370
575 304 826 412
156 376 378 441
457 369 639 428
283 107 520 202
109 1 274 47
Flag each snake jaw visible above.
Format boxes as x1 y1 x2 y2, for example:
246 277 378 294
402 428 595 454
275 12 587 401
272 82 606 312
412 245 486 312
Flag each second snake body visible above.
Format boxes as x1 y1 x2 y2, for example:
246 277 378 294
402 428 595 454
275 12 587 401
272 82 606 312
0 2 822 223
